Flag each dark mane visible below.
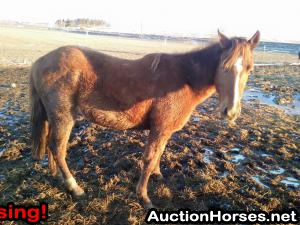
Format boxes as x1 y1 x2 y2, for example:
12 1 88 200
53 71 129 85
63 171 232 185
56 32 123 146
174 38 253 91
176 42 223 90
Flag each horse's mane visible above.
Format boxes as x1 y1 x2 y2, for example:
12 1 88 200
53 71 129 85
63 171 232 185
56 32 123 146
179 38 251 69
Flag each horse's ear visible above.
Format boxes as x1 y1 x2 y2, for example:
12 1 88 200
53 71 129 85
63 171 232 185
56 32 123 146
218 30 230 49
248 31 260 50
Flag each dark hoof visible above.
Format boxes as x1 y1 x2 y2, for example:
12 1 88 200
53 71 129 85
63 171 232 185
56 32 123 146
54 174 64 183
144 202 155 210
128 192 136 199
71 187 85 199
137 196 155 210
152 173 164 181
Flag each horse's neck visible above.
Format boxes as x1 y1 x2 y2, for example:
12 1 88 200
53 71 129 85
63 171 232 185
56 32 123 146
180 43 221 102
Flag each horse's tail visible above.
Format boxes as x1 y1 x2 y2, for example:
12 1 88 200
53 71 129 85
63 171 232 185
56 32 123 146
30 65 49 160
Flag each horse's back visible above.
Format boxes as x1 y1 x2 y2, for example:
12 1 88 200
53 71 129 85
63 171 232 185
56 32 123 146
30 45 191 130
31 45 159 92
30 46 156 129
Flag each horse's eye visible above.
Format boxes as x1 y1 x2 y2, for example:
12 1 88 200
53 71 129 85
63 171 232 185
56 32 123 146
247 65 253 74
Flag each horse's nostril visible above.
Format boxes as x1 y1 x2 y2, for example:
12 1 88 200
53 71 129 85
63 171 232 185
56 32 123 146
223 107 228 115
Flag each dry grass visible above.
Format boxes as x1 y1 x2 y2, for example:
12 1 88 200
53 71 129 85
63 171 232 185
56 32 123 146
0 26 195 65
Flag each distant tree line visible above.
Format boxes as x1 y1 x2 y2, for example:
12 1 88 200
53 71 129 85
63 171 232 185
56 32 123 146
55 18 109 28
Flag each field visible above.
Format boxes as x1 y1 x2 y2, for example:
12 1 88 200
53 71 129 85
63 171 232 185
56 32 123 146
0 26 299 224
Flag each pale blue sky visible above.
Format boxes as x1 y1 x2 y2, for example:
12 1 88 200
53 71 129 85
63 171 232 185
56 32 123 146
0 0 299 42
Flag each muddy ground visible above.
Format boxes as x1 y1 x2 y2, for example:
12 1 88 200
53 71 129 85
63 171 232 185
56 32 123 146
0 63 299 224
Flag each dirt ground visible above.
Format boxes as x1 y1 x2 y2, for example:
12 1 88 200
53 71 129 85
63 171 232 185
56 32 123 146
0 27 299 225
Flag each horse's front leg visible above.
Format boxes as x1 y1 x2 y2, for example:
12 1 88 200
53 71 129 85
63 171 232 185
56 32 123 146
136 130 171 209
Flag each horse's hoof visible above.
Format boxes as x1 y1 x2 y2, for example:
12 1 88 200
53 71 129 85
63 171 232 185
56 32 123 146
139 197 155 210
71 187 85 199
54 174 64 183
128 191 137 199
152 173 164 181
144 201 155 210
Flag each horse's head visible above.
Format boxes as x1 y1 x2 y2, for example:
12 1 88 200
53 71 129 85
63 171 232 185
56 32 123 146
215 30 260 124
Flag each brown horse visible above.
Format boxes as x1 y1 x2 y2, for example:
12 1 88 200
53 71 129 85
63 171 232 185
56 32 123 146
30 31 260 208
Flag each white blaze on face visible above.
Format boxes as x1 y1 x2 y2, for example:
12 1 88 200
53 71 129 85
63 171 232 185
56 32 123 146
233 57 243 108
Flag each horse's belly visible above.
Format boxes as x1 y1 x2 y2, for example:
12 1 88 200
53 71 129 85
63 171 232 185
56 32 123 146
81 107 145 130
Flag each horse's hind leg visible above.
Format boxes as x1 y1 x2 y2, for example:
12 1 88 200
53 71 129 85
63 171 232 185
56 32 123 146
47 146 62 178
48 114 85 197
